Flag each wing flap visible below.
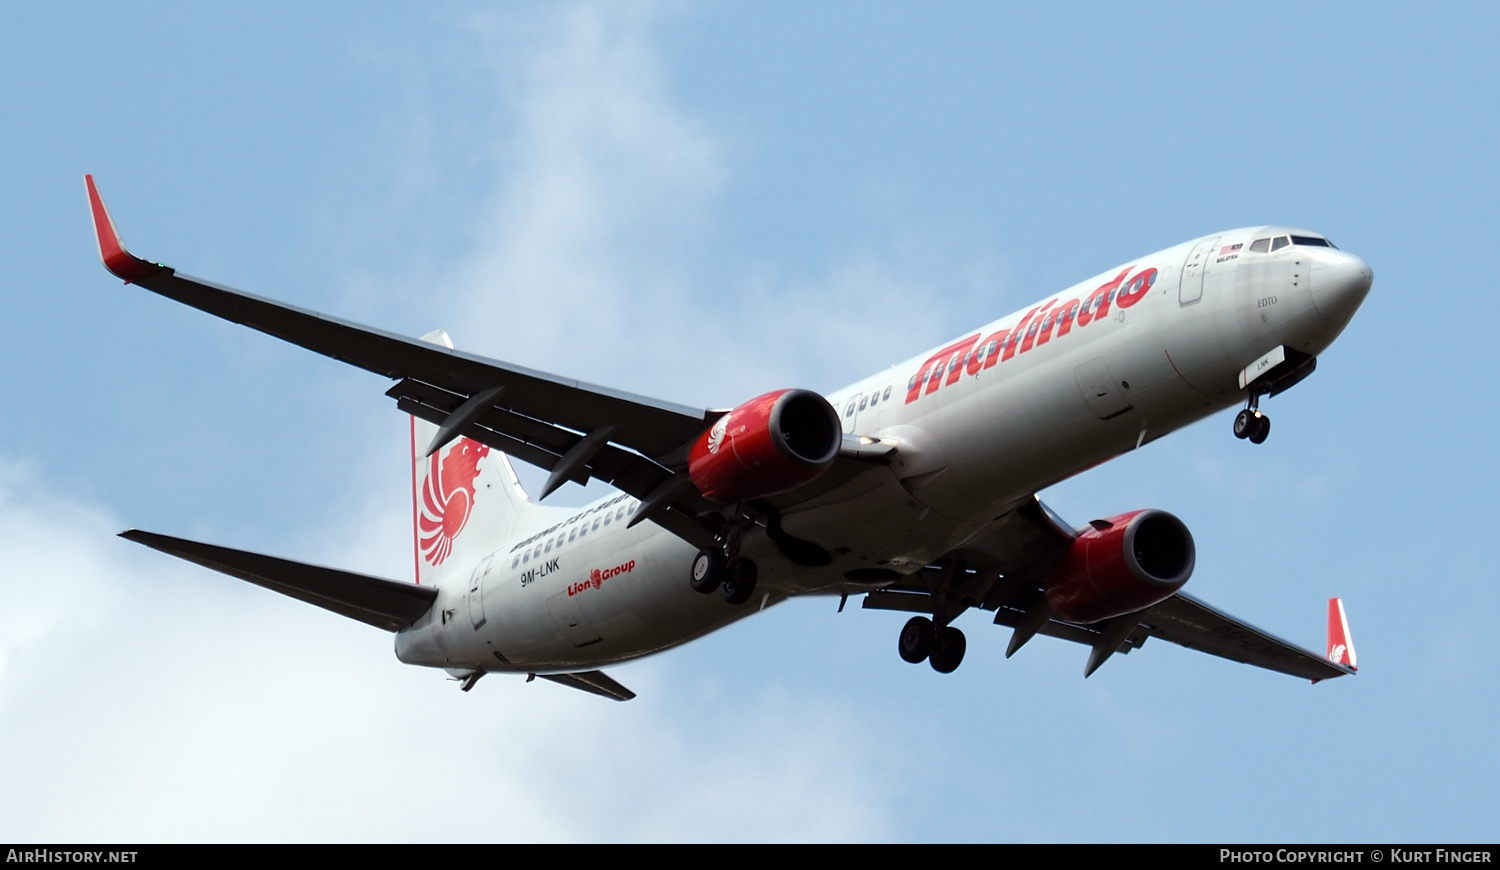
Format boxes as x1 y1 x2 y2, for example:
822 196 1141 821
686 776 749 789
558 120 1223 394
135 269 711 458
121 529 437 632
989 602 1151 653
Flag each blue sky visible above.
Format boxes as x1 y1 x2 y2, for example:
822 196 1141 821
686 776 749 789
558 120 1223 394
1 2 1496 842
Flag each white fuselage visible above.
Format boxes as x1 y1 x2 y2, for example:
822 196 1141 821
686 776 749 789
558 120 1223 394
395 227 1372 674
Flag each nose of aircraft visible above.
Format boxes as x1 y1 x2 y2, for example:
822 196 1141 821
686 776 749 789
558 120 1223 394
1310 248 1373 330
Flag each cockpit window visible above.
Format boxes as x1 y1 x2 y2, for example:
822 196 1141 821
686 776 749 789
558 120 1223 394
1291 235 1332 247
1249 238 1270 253
1270 236 1290 252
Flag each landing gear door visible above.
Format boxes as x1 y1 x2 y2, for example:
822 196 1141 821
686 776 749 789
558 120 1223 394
1179 237 1220 305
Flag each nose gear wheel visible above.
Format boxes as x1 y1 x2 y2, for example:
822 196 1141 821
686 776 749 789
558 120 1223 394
1233 408 1270 443
1233 385 1272 444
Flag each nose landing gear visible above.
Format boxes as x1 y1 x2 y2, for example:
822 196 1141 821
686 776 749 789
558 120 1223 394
1233 394 1271 444
1233 408 1270 444
1232 347 1319 445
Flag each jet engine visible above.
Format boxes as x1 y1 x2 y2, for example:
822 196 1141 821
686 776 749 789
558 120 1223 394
1044 509 1195 624
688 389 842 503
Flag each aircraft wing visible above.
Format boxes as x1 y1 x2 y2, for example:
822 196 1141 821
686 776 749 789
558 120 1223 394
88 176 726 548
1136 592 1355 681
866 496 1355 681
982 587 1355 681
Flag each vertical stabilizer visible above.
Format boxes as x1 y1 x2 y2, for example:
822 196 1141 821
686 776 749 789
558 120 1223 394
408 397 532 587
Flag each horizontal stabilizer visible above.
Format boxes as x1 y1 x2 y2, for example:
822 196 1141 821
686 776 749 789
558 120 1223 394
120 529 437 632
538 670 636 701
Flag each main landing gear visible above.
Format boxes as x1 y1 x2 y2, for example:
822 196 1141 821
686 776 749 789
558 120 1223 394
898 615 967 674
691 549 758 605
687 502 829 606
1233 394 1271 444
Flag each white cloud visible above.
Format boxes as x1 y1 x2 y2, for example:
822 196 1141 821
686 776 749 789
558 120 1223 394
445 3 726 374
426 2 1003 408
0 455 894 841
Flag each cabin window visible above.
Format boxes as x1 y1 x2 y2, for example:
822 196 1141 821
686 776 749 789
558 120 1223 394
603 512 612 526
858 396 867 411
616 507 626 521
569 528 577 542
592 518 601 531
512 555 521 568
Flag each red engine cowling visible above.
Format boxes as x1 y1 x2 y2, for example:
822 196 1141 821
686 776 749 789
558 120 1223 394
1044 509 1196 624
688 389 842 503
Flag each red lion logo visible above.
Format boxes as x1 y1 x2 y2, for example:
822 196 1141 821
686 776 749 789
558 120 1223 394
418 438 491 565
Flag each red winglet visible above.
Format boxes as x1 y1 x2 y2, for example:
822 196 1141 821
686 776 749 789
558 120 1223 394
84 175 168 283
1326 597 1357 671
